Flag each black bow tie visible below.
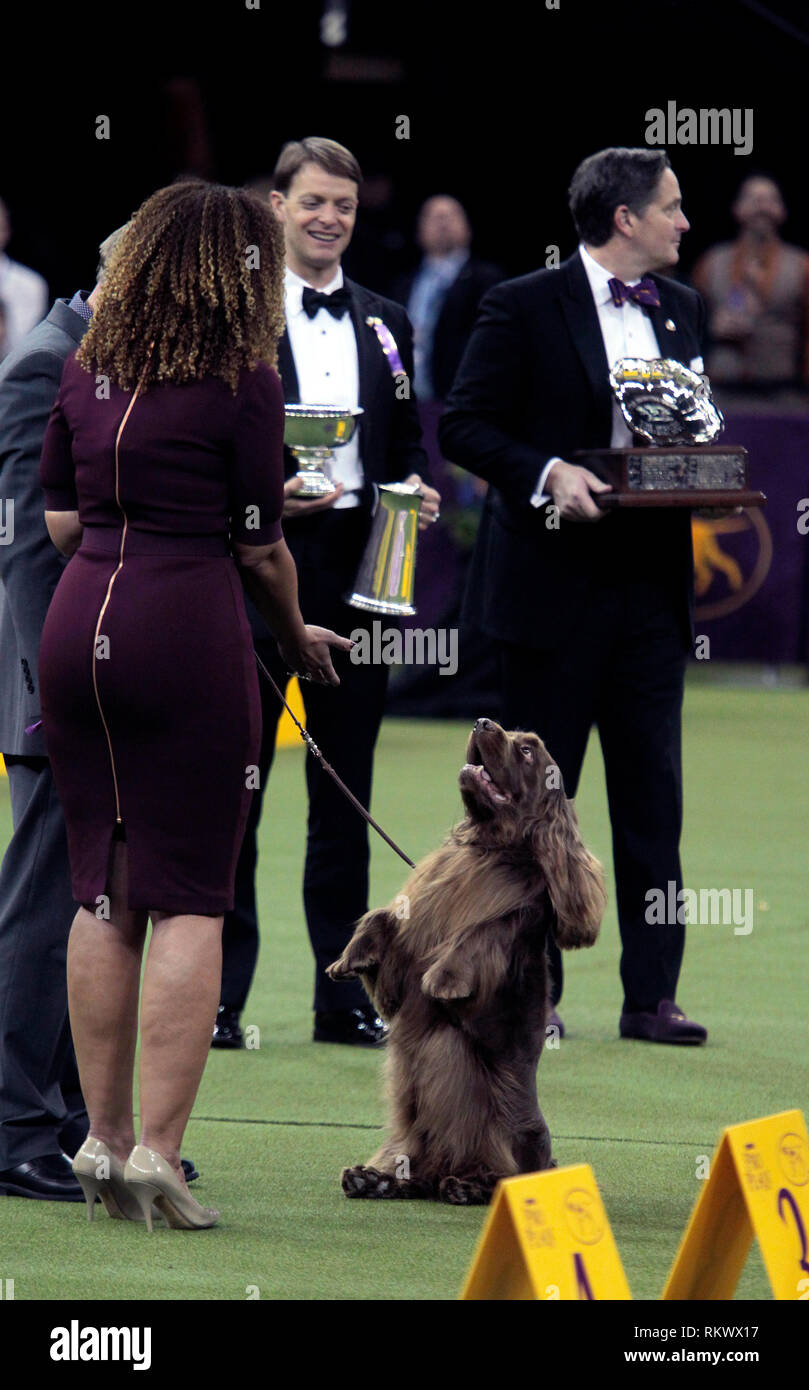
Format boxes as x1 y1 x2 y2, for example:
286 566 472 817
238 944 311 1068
301 286 352 320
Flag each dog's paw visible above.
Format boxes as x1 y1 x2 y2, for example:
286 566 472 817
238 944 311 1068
326 958 356 981
422 965 473 1001
328 952 378 981
438 1174 495 1206
341 1165 395 1199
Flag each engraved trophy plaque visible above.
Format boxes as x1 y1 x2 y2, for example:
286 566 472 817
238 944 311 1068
574 358 766 509
284 404 364 500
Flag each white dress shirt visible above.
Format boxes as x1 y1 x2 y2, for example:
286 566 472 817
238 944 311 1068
531 243 662 507
284 264 362 509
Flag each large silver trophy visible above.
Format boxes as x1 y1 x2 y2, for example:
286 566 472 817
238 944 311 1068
575 358 765 509
347 482 421 616
612 357 724 443
284 404 364 499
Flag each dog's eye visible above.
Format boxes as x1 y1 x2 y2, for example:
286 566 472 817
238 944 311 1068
520 745 534 760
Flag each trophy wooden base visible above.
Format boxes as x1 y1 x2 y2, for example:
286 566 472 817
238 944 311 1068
573 446 766 510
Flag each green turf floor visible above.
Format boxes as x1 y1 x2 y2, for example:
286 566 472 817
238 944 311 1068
0 683 807 1300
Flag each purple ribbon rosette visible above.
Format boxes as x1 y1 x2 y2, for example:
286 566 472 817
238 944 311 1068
365 316 406 378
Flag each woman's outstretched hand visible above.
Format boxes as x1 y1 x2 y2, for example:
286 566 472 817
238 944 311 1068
278 625 354 687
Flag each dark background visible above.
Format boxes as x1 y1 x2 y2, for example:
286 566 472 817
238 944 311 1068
1 0 804 298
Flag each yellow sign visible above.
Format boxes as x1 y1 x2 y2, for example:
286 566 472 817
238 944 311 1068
460 1164 632 1300
663 1109 809 1301
275 676 306 750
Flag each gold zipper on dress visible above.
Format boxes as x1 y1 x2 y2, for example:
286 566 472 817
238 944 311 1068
91 387 140 825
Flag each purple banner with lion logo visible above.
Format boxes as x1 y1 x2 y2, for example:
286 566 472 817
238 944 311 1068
692 413 809 664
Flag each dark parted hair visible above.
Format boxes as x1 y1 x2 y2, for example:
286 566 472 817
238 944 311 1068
272 137 362 194
76 180 286 393
568 148 671 247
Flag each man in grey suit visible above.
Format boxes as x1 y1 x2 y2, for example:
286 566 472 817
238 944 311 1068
0 233 118 1199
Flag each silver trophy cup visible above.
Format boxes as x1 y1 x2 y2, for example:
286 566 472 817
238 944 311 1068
284 404 364 499
347 482 421 616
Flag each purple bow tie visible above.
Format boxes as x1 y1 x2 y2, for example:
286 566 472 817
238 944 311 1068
607 276 661 309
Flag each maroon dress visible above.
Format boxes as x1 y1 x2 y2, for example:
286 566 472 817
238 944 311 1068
38 354 285 915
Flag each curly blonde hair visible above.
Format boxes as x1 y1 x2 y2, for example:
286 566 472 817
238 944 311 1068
77 181 286 393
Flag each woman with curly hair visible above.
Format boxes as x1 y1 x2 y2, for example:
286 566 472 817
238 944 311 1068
37 181 350 1230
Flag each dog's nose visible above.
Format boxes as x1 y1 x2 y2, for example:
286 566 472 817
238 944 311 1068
475 717 494 731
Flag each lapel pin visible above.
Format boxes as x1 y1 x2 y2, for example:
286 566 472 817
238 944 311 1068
665 318 676 332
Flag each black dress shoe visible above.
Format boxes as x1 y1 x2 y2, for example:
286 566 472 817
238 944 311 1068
620 1000 708 1045
313 1006 388 1046
0 1153 85 1201
211 1005 243 1049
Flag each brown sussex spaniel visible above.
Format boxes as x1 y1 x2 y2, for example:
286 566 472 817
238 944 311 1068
327 718 606 1205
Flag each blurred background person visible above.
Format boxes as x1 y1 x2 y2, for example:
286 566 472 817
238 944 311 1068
37 181 350 1229
0 198 48 361
383 197 503 722
691 175 809 412
393 195 503 403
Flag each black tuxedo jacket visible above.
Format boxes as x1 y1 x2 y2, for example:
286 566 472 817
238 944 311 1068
439 252 706 651
393 257 504 399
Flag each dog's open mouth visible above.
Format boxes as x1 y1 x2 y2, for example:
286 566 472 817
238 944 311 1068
460 760 511 804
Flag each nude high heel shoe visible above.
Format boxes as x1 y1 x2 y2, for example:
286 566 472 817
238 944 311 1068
72 1137 151 1222
124 1145 219 1232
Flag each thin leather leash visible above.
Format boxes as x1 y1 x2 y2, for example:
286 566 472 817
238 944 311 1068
254 651 416 870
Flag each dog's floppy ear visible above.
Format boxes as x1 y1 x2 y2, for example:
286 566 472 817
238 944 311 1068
532 797 606 949
327 909 394 980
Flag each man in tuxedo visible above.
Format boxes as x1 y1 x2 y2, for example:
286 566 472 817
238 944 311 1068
393 195 504 401
0 284 92 1201
216 138 439 1049
440 147 707 1044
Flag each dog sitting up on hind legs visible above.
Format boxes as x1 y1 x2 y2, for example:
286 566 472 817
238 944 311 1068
327 718 606 1205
